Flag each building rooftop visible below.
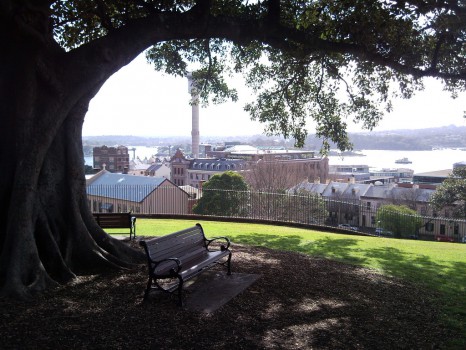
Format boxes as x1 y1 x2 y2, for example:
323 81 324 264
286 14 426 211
414 169 452 177
87 170 167 202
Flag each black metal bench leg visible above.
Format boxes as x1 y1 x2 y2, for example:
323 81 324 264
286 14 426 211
177 277 184 307
143 277 152 301
227 252 232 275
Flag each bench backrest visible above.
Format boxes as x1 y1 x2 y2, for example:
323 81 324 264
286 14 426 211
141 224 207 265
93 212 133 228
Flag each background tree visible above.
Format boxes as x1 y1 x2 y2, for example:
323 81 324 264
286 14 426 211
430 167 466 219
1 0 465 298
244 160 312 192
376 204 423 238
287 189 328 224
192 171 249 217
386 186 433 218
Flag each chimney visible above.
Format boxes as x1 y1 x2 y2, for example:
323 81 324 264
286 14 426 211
187 73 200 159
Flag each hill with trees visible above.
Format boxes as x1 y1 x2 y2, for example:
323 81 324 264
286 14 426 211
83 125 466 153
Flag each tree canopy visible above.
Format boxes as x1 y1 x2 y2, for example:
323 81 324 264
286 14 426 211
192 171 249 216
376 204 423 238
51 0 466 150
430 166 466 219
1 0 465 299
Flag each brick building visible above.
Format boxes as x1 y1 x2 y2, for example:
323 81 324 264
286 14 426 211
93 145 130 173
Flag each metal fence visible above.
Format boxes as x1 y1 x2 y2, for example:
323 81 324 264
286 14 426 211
86 185 466 242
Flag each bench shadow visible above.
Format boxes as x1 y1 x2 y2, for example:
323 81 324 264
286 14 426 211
1 234 463 349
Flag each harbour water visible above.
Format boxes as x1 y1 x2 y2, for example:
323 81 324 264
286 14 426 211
85 147 466 175
327 149 466 174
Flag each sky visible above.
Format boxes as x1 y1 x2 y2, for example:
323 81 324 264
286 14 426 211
82 54 466 138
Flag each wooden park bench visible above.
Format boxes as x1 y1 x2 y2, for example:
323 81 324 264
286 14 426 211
93 212 137 240
139 223 232 306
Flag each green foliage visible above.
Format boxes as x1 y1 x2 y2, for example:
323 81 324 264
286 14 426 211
49 0 466 151
291 189 328 223
376 204 423 238
192 171 248 216
84 165 95 175
430 167 466 219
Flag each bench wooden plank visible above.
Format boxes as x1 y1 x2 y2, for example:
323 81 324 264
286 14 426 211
93 212 136 240
139 223 231 305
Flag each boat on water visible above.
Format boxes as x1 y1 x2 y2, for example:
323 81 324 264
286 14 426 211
395 157 412 164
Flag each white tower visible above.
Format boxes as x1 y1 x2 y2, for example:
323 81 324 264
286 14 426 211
187 73 200 159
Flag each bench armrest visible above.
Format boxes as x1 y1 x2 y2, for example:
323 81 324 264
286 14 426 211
131 216 136 235
206 236 230 251
152 258 182 275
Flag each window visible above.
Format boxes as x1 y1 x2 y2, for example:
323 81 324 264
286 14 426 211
366 202 371 209
454 225 459 235
440 224 446 235
371 216 376 225
425 222 434 232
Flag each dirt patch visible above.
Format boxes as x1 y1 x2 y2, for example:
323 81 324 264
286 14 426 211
0 243 451 349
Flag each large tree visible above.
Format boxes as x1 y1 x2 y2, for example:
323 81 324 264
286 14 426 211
1 0 465 298
430 166 466 219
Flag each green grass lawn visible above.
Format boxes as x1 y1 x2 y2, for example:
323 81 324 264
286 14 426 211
113 218 466 346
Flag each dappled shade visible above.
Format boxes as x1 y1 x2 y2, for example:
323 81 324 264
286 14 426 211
0 242 451 349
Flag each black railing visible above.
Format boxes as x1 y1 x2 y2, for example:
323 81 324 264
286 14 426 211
86 185 466 242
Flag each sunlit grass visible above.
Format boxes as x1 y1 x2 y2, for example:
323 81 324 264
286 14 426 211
112 218 466 346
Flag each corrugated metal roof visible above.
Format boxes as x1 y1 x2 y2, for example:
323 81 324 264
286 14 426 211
146 163 163 172
86 172 166 202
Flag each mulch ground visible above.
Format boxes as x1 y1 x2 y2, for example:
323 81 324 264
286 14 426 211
0 242 452 349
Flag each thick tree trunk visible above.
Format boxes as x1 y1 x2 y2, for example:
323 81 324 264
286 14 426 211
0 10 143 299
